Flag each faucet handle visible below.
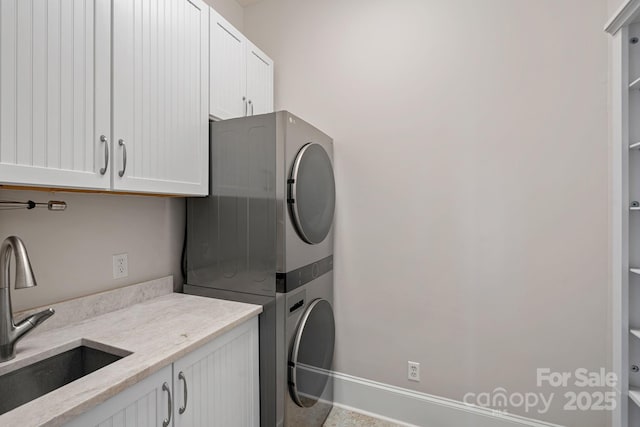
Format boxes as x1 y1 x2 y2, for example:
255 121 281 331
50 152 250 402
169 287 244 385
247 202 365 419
25 308 55 327
12 308 55 345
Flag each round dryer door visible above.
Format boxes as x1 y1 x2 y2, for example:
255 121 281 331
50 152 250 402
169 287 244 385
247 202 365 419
289 298 335 408
288 143 336 245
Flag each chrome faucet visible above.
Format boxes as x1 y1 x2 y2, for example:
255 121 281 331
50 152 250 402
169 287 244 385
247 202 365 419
0 236 54 362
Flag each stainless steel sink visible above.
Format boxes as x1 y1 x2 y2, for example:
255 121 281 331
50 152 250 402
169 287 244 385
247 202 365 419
0 344 129 415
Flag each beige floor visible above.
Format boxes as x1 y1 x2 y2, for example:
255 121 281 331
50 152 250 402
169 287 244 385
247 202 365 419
323 406 404 427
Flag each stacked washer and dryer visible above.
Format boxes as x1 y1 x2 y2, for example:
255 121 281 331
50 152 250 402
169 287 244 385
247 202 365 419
184 111 336 427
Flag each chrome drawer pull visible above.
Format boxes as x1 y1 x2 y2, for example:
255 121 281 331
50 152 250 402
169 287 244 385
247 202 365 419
99 135 109 175
162 382 172 427
178 371 188 414
118 139 127 177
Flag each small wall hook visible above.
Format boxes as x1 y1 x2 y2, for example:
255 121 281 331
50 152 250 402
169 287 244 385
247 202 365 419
0 200 67 211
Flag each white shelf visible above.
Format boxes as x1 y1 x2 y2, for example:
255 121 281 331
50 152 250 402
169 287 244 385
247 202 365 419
631 76 640 90
631 268 640 275
631 388 640 408
605 0 640 35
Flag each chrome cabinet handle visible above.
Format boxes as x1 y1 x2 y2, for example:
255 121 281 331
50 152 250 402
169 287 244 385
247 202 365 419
118 139 127 177
162 382 172 427
249 100 254 116
99 135 109 175
178 371 188 414
243 96 247 116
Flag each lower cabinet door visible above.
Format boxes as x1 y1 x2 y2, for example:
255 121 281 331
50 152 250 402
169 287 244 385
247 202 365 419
65 365 173 427
173 317 259 427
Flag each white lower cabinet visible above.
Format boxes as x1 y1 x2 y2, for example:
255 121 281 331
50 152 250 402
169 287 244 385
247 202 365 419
65 365 172 427
65 317 259 427
173 317 259 427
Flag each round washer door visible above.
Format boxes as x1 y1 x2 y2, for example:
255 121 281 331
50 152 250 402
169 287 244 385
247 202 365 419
288 143 336 245
289 298 335 408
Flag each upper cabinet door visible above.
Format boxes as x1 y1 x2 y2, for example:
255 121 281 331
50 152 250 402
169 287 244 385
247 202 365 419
210 9 247 120
246 42 274 117
0 0 111 190
112 0 209 196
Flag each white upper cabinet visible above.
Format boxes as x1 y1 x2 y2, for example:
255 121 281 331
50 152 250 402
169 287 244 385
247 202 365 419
0 0 209 196
209 9 247 120
210 10 273 120
246 42 274 117
0 0 111 190
112 0 209 195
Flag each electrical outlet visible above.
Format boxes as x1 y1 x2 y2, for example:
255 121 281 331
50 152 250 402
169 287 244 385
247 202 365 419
408 361 420 382
113 253 128 279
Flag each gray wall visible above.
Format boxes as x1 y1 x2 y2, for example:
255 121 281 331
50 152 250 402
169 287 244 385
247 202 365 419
0 189 185 312
204 0 244 30
244 1 610 425
608 0 626 17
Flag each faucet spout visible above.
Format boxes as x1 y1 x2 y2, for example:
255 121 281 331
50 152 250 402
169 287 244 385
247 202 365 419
0 236 54 362
0 236 37 290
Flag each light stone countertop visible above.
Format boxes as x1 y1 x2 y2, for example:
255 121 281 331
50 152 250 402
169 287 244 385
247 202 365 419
0 288 262 427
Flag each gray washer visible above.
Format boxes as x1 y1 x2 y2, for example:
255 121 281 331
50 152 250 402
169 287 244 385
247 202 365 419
276 271 334 427
185 111 336 427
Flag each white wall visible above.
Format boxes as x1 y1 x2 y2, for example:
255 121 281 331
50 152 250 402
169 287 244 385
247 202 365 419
244 1 610 426
608 0 627 19
0 189 185 312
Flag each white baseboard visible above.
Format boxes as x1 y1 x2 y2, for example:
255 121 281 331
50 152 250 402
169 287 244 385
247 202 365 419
332 371 564 427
